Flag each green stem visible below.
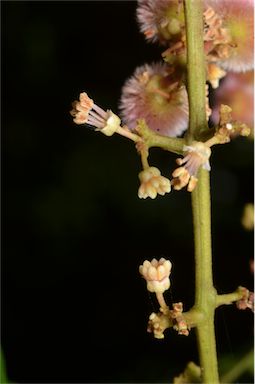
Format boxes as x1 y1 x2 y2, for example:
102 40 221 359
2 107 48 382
191 170 219 383
216 287 244 308
147 134 184 155
184 0 219 382
136 119 184 155
184 0 207 142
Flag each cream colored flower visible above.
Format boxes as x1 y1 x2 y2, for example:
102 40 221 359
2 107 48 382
138 167 171 199
139 258 172 293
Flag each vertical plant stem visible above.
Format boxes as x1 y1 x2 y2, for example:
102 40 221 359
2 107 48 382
184 0 207 142
192 169 219 383
184 1 219 382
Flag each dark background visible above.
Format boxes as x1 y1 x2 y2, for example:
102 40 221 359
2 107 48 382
2 1 254 383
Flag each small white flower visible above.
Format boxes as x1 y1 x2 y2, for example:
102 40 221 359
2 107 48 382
138 167 171 199
139 258 172 293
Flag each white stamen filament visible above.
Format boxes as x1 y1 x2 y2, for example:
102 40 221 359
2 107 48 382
92 104 108 119
88 110 105 123
87 117 105 128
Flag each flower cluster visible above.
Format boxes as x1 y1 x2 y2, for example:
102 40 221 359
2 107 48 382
71 0 253 201
137 0 254 73
204 0 254 73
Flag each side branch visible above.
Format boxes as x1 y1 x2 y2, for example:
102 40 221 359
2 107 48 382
216 287 244 308
135 119 184 155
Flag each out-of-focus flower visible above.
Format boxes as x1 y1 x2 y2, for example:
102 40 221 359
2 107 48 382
120 62 189 137
136 0 185 45
204 0 254 72
171 142 211 192
139 258 172 293
241 203 254 231
211 71 254 134
138 166 171 199
70 92 121 136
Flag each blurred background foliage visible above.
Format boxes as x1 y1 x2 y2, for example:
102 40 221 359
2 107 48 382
2 1 254 383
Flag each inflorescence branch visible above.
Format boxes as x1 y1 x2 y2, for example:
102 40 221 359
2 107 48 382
139 258 253 341
70 93 250 199
70 0 253 381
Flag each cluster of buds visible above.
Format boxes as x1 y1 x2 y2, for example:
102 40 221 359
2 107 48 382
147 301 190 339
139 258 172 293
236 287 254 312
170 302 189 336
147 312 171 339
171 142 211 192
138 167 171 199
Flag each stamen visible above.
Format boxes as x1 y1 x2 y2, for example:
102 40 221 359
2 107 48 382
92 104 108 119
87 117 105 129
88 110 105 123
